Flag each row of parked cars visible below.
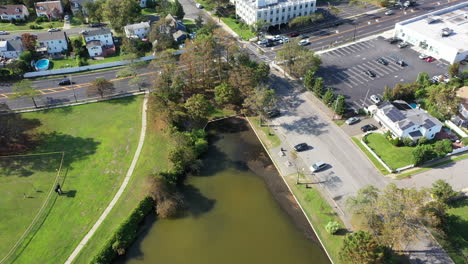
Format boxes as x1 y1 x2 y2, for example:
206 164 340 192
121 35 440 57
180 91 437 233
257 33 311 47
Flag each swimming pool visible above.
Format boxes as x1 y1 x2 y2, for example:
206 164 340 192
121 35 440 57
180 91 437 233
35 59 50 71
409 103 417 109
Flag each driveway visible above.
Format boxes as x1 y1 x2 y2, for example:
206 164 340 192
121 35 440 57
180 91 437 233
341 116 381 137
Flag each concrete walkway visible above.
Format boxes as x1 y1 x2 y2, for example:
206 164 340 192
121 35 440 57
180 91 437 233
64 92 149 264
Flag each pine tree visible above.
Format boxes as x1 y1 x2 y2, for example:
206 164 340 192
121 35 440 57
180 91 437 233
303 70 315 91
313 77 325 98
382 85 393 101
322 88 335 105
334 94 346 115
170 0 185 20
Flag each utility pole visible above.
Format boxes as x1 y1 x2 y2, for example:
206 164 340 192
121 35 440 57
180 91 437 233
70 75 78 103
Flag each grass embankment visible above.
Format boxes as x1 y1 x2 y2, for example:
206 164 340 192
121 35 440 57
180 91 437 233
285 175 345 264
220 17 255 40
4 96 144 264
248 116 281 149
0 21 63 31
351 137 390 175
73 99 172 264
433 198 468 264
365 133 413 170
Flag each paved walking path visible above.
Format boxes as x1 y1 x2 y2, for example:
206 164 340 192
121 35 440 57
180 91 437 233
64 92 149 264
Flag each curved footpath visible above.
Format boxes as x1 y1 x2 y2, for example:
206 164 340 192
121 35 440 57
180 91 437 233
64 92 149 264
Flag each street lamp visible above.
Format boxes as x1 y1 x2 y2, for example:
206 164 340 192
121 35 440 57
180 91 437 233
70 75 77 103
353 22 358 41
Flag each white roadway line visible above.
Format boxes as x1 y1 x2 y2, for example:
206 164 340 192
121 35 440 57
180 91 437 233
64 92 149 264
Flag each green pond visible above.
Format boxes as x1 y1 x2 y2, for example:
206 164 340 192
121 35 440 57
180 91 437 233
118 118 330 264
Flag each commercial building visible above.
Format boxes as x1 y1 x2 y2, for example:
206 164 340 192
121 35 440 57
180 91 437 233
233 0 316 26
0 5 29 21
393 2 468 63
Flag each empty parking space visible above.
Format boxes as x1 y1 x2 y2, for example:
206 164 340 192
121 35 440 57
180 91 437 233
317 37 448 112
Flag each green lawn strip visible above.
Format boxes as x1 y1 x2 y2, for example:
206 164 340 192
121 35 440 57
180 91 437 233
248 116 281 149
333 119 345 126
0 154 62 258
50 54 124 70
351 137 389 175
285 175 345 264
220 17 255 40
183 19 198 33
432 198 468 264
9 96 144 264
73 110 171 264
208 108 236 120
395 153 468 179
365 133 413 169
0 21 63 31
196 0 215 10
141 8 157 15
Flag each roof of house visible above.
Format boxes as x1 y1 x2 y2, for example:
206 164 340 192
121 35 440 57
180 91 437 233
35 1 63 12
83 28 112 37
173 30 186 39
124 21 150 31
0 5 27 15
36 31 67 41
456 86 468 109
86 40 101 48
4 38 23 51
377 100 443 131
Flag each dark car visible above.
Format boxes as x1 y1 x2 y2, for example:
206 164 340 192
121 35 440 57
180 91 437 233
364 70 376 77
376 57 388 65
89 22 102 27
264 42 275 47
361 124 378 132
287 32 299 37
387 37 401 44
58 78 71 85
396 60 406 67
267 109 280 118
334 21 343 27
294 143 308 152
300 34 309 39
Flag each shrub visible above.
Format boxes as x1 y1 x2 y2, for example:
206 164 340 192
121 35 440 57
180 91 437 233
29 24 43 29
389 137 400 146
430 180 457 204
325 221 341 234
433 139 452 156
461 137 468 146
402 137 415 147
417 136 429 145
412 144 436 165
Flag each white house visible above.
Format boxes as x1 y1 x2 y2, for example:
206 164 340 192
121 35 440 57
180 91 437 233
233 0 317 26
0 5 29 21
374 100 443 140
0 39 24 59
35 1 64 19
83 28 115 57
70 0 87 16
393 2 468 64
86 40 103 57
124 22 151 39
36 31 69 54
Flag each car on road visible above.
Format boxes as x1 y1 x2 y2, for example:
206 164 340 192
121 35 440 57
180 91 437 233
58 78 71 85
345 117 360 125
426 56 436 62
287 32 299 37
376 57 388 65
0 31 9 35
300 34 309 39
80 30 89 34
396 60 406 67
267 109 281 118
385 10 395 15
364 69 376 77
257 39 269 45
419 53 429 60
397 42 408 48
48 28 61 32
370 94 381 104
334 21 343 27
310 161 327 172
361 124 378 132
196 3 203 8
387 37 401 44
294 143 309 152
298 39 310 46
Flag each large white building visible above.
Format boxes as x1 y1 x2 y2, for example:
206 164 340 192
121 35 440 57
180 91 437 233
393 2 468 64
234 0 316 26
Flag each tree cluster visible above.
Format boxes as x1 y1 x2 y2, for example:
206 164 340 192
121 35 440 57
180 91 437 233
276 39 321 78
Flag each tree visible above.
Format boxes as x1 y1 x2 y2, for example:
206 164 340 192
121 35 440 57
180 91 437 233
104 0 142 33
253 62 270 84
340 231 386 264
430 180 457 204
325 221 341 234
84 0 104 23
250 19 269 40
313 77 325 98
88 78 115 98
427 85 459 119
149 19 176 51
289 15 312 28
433 139 453 156
448 62 460 78
11 80 41 108
21 33 37 52
194 15 203 29
276 40 321 78
333 94 346 115
303 70 315 91
214 82 238 105
184 94 213 122
18 50 33 64
242 85 277 121
382 85 392 101
170 0 185 19
129 76 147 91
322 88 335 105
412 144 436 165
328 4 341 15
416 72 431 88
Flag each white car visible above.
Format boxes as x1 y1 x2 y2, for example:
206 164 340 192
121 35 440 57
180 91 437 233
419 53 429 60
272 35 282 41
310 161 327 172
0 31 9 35
48 28 61 32
298 39 309 46
279 37 290 44
370 95 381 104
345 117 360 125
385 10 395 15
196 3 203 8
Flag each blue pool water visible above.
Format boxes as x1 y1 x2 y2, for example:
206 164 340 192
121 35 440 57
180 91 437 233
409 103 417 109
35 59 50 71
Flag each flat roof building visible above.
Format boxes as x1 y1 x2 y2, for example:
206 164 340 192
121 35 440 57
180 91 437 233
393 2 468 64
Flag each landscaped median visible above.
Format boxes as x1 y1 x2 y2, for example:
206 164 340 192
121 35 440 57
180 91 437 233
220 17 255 40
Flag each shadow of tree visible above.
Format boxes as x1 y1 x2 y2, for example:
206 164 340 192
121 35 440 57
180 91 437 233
104 95 137 105
281 116 329 135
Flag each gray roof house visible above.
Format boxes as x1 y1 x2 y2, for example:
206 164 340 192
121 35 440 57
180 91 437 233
373 100 443 140
0 38 24 59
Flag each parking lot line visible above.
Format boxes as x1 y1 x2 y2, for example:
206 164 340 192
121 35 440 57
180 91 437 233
355 64 380 79
340 46 356 54
345 45 362 53
336 72 360 86
347 68 370 82
363 61 392 75
334 49 349 56
333 75 354 88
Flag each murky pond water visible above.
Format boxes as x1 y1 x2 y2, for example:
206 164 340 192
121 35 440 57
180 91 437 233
118 118 330 264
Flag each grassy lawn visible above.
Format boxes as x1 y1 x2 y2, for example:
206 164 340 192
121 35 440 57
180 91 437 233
50 54 124 69
4 96 144 264
433 198 468 264
209 107 236 120
248 116 281 149
221 17 255 40
141 7 157 15
364 133 413 170
69 17 83 27
183 19 198 33
196 0 216 10
351 137 390 175
73 101 172 264
285 175 345 264
0 21 63 31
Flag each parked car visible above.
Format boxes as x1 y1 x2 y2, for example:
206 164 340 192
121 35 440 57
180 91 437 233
58 78 71 85
298 39 310 46
267 109 281 118
426 56 436 62
279 37 290 44
370 94 381 104
361 124 378 132
364 70 376 77
257 39 268 45
387 37 400 44
272 35 282 42
345 117 360 125
287 32 299 37
397 42 408 48
48 28 61 32
419 53 429 60
80 30 89 34
64 15 70 21
89 22 102 27
265 42 275 47
0 31 9 35
196 3 203 8
310 161 327 172
294 143 309 152
334 21 343 27
376 57 388 65
396 60 406 67
385 10 395 15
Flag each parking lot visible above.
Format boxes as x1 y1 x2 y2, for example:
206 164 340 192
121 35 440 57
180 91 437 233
316 36 450 111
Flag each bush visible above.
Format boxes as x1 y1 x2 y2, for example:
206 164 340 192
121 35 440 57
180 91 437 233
325 221 341 234
402 137 415 147
29 24 43 29
389 137 400 146
412 144 436 165
433 139 452 156
461 137 468 146
417 136 429 145
35 16 48 23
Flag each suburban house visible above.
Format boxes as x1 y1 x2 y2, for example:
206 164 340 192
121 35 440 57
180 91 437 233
159 14 187 42
124 22 151 39
70 0 87 16
373 100 443 140
451 86 468 128
82 28 115 57
0 38 24 59
35 1 64 19
0 5 29 21
36 31 69 55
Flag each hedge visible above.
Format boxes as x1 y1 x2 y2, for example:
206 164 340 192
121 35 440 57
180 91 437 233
91 196 154 264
